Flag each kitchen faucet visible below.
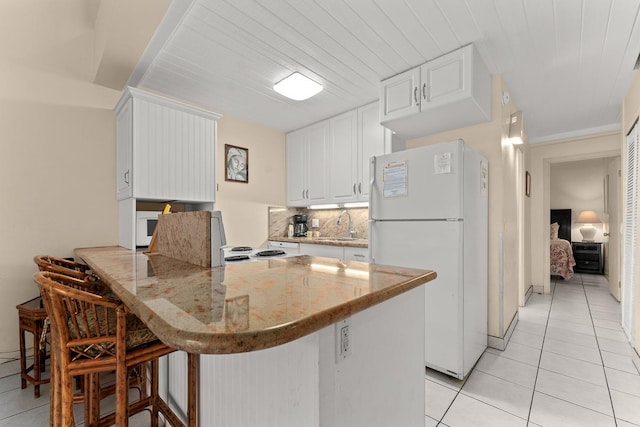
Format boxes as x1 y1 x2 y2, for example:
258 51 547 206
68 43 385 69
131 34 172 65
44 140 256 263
337 210 356 238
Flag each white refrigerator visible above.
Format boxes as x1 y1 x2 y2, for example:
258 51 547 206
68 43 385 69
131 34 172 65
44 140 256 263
369 139 488 379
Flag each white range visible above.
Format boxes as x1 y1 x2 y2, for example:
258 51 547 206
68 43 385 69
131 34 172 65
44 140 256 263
222 241 300 263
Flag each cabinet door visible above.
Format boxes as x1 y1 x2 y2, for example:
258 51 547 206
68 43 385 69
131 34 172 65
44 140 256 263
379 67 421 122
421 45 469 109
357 102 387 201
306 121 330 204
286 128 308 206
133 99 216 202
344 246 369 262
299 243 344 259
330 110 358 203
116 98 133 200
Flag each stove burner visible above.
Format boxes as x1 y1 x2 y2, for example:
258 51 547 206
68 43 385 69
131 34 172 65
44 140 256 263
231 246 253 252
254 250 286 257
225 255 251 262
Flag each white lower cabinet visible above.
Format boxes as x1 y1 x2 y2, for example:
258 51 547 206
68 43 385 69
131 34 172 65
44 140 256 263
299 243 343 259
163 287 424 427
299 243 369 262
344 246 369 262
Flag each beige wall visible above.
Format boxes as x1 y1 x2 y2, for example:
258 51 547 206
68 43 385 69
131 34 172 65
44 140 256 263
622 69 640 351
0 105 286 359
215 115 286 248
0 0 168 358
529 133 621 295
407 76 526 340
0 98 120 357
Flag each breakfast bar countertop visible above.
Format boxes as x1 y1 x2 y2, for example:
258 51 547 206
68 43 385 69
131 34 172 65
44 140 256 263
75 246 436 355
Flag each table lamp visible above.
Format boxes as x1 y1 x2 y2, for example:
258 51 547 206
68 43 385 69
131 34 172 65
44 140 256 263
576 210 600 242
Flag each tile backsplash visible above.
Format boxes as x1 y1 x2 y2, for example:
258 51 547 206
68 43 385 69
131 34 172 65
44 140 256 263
268 206 368 240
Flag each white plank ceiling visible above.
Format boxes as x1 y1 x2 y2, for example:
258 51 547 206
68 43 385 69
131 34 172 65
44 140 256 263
132 0 640 143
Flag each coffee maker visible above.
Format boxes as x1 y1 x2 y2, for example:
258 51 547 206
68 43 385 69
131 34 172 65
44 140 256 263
293 214 308 237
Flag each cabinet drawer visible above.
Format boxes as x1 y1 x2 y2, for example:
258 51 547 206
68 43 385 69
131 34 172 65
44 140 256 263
575 259 599 271
573 244 599 252
577 253 600 262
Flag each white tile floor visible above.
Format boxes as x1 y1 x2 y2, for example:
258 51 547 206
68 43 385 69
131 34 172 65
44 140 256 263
426 273 640 427
1 274 638 426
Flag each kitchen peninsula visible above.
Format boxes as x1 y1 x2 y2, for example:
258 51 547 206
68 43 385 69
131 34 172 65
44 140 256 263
75 246 436 427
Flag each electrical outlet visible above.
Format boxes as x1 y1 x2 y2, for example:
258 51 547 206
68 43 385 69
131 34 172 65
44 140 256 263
335 317 351 362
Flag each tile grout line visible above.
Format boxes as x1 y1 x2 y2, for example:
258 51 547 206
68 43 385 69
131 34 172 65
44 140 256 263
582 275 619 425
525 275 556 425
432 370 469 425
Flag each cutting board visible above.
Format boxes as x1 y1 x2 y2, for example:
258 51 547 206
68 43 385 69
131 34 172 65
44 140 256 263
150 211 211 268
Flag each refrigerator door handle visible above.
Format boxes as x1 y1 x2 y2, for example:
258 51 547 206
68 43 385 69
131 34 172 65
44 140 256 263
368 219 375 263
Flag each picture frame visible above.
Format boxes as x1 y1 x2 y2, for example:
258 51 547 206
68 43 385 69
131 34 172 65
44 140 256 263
525 171 531 197
225 144 248 183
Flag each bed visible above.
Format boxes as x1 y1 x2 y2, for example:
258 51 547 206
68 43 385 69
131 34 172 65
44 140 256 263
550 209 576 279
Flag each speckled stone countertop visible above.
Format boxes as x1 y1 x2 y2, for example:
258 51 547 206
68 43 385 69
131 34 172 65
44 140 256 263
75 246 435 354
271 237 368 248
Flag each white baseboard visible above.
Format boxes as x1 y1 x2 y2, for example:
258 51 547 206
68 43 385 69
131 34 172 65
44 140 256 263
524 285 533 304
488 311 519 351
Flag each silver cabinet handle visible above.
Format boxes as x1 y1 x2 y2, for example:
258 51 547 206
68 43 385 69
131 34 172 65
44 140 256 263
354 254 365 258
422 83 427 100
358 183 362 194
353 183 356 195
414 86 419 105
305 189 309 199
302 189 305 199
124 170 129 185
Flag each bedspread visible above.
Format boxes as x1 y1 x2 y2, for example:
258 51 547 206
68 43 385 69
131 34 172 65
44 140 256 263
550 239 576 279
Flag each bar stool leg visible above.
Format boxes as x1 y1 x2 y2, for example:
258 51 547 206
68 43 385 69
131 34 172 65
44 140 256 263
32 325 42 398
19 327 27 390
187 353 199 426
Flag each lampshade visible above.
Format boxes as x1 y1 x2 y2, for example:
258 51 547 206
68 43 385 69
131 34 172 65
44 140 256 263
273 72 323 101
576 210 601 224
576 210 600 242
508 110 524 144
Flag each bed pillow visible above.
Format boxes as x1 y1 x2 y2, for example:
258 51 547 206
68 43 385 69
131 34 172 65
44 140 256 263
550 222 559 240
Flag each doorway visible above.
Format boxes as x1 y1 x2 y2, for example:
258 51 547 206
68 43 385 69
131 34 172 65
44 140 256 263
549 156 621 299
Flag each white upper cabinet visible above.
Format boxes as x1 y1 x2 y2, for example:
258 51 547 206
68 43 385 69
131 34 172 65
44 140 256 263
380 44 491 139
330 110 358 202
115 87 220 203
379 67 421 123
286 121 330 207
286 128 308 206
287 102 389 207
357 102 387 201
116 98 133 200
306 121 330 204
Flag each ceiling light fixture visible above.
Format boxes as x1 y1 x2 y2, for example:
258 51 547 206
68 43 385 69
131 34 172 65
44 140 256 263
273 72 323 101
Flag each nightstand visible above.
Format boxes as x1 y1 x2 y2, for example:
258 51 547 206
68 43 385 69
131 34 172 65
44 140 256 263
572 242 603 274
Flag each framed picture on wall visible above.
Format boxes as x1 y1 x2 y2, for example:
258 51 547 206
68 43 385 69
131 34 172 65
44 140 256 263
225 144 249 183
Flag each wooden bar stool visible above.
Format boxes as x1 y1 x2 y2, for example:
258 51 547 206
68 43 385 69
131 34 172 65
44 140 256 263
16 296 50 398
34 271 185 427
